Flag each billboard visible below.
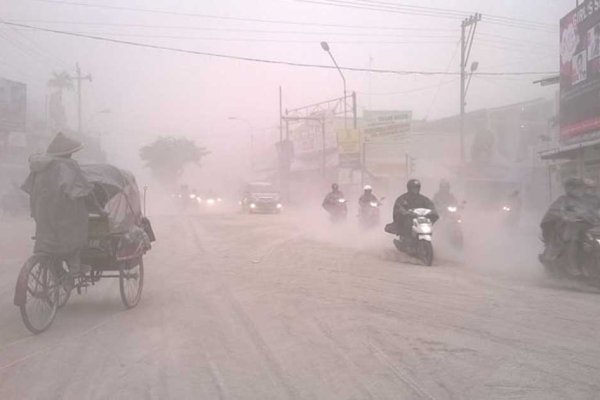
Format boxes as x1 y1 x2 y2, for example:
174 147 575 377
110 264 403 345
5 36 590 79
363 110 411 141
288 116 339 172
560 1 600 142
0 78 26 132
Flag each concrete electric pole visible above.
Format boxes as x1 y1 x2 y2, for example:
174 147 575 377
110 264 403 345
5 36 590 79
460 13 481 164
74 63 92 135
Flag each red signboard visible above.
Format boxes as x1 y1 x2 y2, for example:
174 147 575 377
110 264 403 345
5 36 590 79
560 0 600 142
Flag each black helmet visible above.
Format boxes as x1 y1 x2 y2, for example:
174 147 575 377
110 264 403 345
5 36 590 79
407 179 421 191
332 183 339 191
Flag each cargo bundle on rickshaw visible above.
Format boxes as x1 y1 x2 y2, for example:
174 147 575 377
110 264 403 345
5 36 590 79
14 163 155 334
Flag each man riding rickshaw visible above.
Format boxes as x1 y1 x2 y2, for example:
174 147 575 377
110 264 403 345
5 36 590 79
14 132 155 334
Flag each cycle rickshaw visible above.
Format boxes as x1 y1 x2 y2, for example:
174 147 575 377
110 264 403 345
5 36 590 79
14 164 155 334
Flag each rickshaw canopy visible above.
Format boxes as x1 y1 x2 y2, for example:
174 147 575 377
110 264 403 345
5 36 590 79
81 164 142 233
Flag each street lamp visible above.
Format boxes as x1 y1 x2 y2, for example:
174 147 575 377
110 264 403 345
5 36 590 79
228 117 254 171
320 41 347 134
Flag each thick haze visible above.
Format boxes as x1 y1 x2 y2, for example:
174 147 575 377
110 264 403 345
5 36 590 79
1 0 573 178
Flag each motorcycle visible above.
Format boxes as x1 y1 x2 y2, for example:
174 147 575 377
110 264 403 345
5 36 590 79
385 208 435 266
501 203 519 229
539 213 600 286
325 197 348 223
358 198 384 229
441 204 464 249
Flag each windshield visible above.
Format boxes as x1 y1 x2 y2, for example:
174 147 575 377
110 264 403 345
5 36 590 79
247 183 278 194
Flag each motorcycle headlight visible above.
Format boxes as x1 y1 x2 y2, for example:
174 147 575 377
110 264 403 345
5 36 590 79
447 206 457 213
207 198 215 205
338 198 346 203
250 203 257 209
370 202 378 207
189 194 196 199
276 203 283 209
420 225 432 233
217 198 223 202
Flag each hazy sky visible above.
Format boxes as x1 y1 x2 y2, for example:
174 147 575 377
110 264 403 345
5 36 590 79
1 0 575 173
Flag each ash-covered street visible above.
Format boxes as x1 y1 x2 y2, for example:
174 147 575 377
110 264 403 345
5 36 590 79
1 211 599 400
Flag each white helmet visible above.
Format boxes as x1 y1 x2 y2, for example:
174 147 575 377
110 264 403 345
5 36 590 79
363 185 372 191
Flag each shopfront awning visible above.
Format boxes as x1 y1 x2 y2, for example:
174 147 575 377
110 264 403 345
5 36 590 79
539 137 600 160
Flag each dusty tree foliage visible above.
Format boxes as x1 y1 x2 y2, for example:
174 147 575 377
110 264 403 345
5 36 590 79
139 136 210 183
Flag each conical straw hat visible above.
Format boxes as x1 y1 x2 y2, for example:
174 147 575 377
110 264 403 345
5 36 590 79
46 132 83 156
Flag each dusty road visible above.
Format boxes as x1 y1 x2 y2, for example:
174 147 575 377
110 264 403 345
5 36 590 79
1 211 599 399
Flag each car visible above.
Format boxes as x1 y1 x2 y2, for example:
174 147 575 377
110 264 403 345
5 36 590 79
240 182 283 214
199 192 223 209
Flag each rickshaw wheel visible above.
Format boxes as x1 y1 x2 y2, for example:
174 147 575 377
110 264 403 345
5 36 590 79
55 262 71 309
19 256 59 334
119 257 144 308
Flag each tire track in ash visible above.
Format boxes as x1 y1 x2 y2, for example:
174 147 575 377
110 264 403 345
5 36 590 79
187 217 300 400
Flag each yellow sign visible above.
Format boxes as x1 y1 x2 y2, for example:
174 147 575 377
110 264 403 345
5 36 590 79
336 128 360 154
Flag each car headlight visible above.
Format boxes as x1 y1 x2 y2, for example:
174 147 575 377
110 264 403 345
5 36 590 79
217 198 222 202
447 206 457 213
197 197 202 203
502 206 511 212
189 194 196 199
207 198 215 205
250 203 257 209
276 203 283 209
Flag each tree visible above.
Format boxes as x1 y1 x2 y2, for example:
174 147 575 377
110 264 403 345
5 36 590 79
48 71 74 91
140 136 210 183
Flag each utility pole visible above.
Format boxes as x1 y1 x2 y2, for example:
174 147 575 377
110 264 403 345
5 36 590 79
279 86 283 143
460 13 481 164
74 63 92 135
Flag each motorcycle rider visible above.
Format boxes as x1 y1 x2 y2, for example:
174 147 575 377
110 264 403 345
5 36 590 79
358 185 379 209
583 178 600 211
322 183 345 211
393 179 438 240
504 189 522 228
433 179 457 213
540 177 597 276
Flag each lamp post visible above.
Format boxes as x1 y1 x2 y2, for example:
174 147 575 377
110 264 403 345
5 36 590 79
320 41 347 135
228 117 254 171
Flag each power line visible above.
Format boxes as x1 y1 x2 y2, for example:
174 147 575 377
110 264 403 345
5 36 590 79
30 0 455 31
7 19 558 48
5 21 457 37
296 0 557 33
359 77 458 96
0 20 559 77
6 18 456 33
426 40 461 119
349 0 555 29
4 25 70 69
8 29 457 44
